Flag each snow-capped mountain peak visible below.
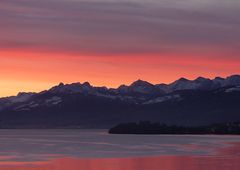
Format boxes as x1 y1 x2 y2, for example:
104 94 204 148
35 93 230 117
194 77 210 82
1 74 240 112
128 79 156 94
9 92 35 103
226 75 240 86
49 82 93 94
130 79 154 87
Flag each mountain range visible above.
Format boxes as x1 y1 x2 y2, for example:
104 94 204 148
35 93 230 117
0 75 240 128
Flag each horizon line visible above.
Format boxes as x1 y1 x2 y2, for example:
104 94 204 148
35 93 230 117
1 74 239 98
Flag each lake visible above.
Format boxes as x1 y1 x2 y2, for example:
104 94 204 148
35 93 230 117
0 129 239 170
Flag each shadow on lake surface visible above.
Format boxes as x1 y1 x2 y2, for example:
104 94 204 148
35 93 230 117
0 130 239 170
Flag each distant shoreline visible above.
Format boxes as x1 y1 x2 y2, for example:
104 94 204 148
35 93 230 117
109 121 240 135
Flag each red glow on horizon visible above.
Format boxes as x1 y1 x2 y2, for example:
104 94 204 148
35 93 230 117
0 50 240 97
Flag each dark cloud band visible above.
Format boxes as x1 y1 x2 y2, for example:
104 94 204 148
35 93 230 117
0 0 239 56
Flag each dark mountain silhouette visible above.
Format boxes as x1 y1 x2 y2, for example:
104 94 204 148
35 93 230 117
0 75 240 128
109 121 240 134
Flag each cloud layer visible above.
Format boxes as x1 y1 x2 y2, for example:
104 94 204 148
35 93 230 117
1 0 239 56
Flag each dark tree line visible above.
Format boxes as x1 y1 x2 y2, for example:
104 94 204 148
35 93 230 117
109 121 240 135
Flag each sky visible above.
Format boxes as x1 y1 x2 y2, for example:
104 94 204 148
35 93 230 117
0 0 240 97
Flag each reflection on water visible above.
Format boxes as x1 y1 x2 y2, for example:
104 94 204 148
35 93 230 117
1 148 240 170
0 130 239 170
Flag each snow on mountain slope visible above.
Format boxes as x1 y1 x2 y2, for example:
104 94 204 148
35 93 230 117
49 82 93 94
143 94 182 104
117 79 157 94
8 92 35 103
45 75 240 97
225 86 240 93
225 75 240 86
169 77 215 91
1 75 240 112
45 96 62 105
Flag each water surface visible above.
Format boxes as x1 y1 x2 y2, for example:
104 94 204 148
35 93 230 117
0 130 239 170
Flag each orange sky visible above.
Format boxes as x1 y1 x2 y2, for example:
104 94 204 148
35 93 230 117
1 50 240 97
1 0 240 97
